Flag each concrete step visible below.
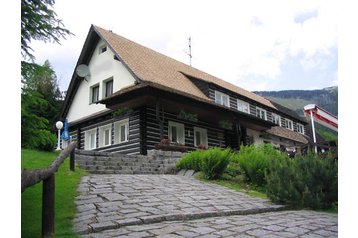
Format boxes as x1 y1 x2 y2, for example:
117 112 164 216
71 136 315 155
75 149 185 174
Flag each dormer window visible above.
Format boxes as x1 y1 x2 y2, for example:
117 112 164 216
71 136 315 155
256 107 267 120
99 45 107 54
272 113 281 126
215 91 230 107
237 99 250 114
285 118 293 131
297 123 305 134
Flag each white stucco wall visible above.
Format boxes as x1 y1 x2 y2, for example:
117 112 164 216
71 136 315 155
67 40 136 123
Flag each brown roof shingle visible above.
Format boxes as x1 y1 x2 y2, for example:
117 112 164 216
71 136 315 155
94 25 277 110
266 126 309 144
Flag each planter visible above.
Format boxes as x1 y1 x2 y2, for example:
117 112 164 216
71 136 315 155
155 144 188 153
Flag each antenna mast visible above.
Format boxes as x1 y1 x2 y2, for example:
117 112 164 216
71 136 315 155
186 37 192 66
184 36 192 66
189 37 192 66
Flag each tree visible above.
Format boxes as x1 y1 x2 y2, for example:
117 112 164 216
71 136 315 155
22 61 63 130
21 0 72 60
21 89 57 150
21 61 62 150
21 0 71 150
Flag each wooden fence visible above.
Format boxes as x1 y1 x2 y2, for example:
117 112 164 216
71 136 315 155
21 142 77 237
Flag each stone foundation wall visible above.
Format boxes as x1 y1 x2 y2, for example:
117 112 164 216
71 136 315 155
75 149 186 174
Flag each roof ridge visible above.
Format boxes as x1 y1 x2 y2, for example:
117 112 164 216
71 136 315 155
94 25 276 109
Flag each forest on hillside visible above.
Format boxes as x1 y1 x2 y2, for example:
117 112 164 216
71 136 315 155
254 86 338 141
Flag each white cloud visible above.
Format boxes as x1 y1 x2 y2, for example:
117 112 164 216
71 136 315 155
29 0 337 91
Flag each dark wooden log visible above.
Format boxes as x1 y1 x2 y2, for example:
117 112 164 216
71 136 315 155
70 149 75 171
156 99 164 139
21 142 77 193
42 175 55 237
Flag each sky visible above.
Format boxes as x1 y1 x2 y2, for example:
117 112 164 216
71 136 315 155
28 0 338 92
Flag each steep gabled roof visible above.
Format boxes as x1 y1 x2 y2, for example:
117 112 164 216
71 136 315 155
62 25 304 123
94 25 276 109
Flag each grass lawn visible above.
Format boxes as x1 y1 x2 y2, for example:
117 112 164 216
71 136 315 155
195 172 268 200
21 149 87 238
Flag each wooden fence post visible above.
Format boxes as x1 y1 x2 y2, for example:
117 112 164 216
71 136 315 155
70 149 75 171
42 174 55 237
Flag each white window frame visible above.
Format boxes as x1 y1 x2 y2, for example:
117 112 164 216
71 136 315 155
114 119 129 144
297 123 304 134
237 99 250 114
168 121 185 144
90 84 99 104
256 107 267 120
194 127 208 147
85 129 97 150
285 118 294 131
103 78 114 98
272 113 281 126
215 91 230 107
99 124 112 147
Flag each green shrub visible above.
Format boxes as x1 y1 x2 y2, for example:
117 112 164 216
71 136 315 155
266 153 338 209
176 149 203 171
28 129 57 152
225 159 241 177
176 147 234 179
201 147 232 180
235 143 287 186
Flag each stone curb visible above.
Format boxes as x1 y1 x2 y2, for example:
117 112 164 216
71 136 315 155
80 204 287 235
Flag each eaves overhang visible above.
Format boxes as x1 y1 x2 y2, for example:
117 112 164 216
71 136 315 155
99 82 275 130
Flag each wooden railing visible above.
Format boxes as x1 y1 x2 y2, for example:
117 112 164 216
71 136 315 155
21 142 77 237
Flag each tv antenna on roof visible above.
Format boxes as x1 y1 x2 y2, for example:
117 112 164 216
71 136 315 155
184 37 192 66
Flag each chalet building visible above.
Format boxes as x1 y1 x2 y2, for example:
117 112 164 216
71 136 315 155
60 25 309 155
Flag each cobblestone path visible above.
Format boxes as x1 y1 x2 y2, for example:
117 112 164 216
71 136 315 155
74 175 337 237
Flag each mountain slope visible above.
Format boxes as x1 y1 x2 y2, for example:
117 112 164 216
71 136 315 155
254 86 338 117
254 86 338 141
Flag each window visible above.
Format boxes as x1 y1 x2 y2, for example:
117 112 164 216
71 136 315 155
194 127 208 147
256 107 267 120
103 79 113 98
85 129 97 150
90 85 99 103
297 123 304 134
99 124 112 147
237 99 250 114
272 113 281 126
99 45 107 54
168 121 185 144
114 119 129 143
285 118 293 131
215 91 230 107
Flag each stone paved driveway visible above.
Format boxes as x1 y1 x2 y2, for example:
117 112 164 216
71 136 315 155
73 175 337 237
81 210 337 238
